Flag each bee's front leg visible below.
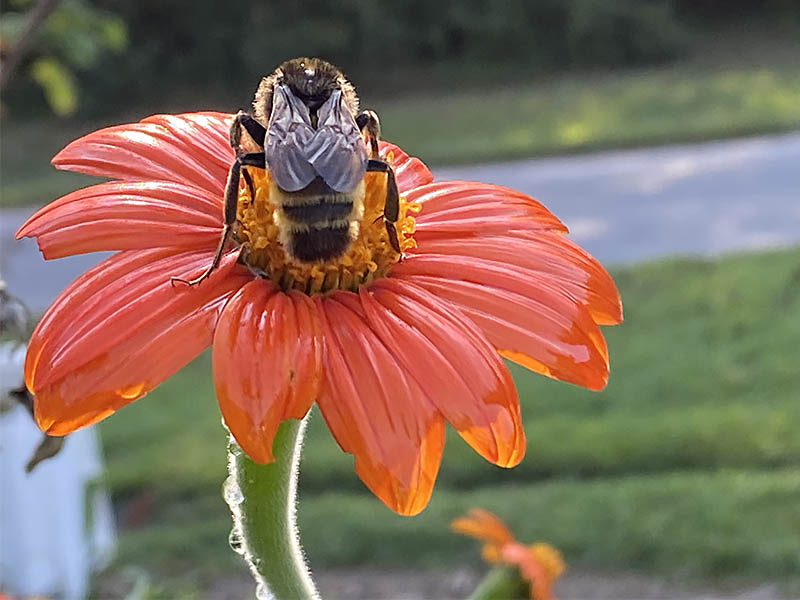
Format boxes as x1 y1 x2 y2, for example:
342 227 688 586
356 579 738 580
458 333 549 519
230 110 267 152
230 112 266 200
171 152 266 286
356 110 381 159
359 113 400 253
367 158 401 255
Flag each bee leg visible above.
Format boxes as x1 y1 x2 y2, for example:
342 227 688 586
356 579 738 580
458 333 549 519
356 110 381 158
230 110 267 152
360 114 401 254
241 167 255 200
367 158 402 255
385 223 402 257
172 152 265 286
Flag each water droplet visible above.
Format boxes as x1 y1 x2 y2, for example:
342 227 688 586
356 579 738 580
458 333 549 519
117 382 146 399
228 528 245 555
223 475 244 506
255 582 273 600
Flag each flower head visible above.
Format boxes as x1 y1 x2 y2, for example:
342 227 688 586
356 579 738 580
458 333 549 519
16 112 621 515
452 508 565 600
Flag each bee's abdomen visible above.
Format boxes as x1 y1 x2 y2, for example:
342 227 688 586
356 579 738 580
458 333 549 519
288 225 353 262
273 177 364 262
281 199 354 224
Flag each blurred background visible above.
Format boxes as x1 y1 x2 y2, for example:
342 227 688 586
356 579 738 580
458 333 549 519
1 0 800 598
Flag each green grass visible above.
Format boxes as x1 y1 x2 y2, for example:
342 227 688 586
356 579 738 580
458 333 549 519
3 62 799 208
94 247 800 593
377 64 800 165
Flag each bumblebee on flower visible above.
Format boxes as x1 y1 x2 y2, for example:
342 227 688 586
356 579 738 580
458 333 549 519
17 57 621 516
182 58 408 290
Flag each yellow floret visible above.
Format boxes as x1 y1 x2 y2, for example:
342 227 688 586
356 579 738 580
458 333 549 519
233 166 418 294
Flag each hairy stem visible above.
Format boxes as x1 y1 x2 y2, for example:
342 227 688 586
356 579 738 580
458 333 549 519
226 416 318 600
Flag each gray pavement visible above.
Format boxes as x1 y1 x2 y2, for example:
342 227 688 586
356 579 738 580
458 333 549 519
2 132 799 313
436 132 800 264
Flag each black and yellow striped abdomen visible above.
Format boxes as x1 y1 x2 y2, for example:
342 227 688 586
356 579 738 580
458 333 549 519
271 176 366 262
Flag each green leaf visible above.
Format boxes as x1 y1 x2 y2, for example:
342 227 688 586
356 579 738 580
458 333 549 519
100 15 128 52
29 57 79 116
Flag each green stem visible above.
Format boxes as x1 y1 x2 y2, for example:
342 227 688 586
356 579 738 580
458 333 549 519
226 415 318 600
468 565 530 600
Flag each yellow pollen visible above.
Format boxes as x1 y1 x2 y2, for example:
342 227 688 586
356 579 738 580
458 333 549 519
233 163 419 295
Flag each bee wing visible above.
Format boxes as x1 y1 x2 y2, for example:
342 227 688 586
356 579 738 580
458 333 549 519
266 85 317 192
306 90 368 193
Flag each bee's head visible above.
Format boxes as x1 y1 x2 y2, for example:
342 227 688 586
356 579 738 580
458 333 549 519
253 57 359 125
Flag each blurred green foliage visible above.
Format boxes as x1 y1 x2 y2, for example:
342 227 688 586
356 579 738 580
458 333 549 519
5 0 799 119
3 61 799 208
4 0 800 119
28 57 78 116
62 0 686 117
96 247 800 592
4 0 799 120
1 0 127 115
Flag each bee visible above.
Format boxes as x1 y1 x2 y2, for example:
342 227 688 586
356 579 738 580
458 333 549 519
178 57 399 285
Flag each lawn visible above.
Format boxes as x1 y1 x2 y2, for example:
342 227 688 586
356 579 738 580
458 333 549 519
378 64 800 165
95 247 800 595
3 61 799 208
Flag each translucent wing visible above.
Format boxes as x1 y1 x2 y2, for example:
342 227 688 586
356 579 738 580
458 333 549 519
306 90 368 193
266 85 317 192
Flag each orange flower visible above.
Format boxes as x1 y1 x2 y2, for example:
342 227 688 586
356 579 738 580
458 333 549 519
16 112 621 515
452 508 565 600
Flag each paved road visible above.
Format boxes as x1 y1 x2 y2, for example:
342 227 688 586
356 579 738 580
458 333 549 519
2 132 799 313
437 132 800 263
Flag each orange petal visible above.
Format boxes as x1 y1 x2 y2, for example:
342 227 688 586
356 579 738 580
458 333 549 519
379 141 433 193
16 181 223 259
392 254 610 391
410 181 567 237
410 233 622 326
212 281 323 463
451 508 515 548
52 112 234 194
361 279 525 468
27 248 251 435
315 295 445 516
502 542 556 600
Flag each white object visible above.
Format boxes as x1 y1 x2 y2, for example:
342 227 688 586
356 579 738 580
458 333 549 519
0 342 116 599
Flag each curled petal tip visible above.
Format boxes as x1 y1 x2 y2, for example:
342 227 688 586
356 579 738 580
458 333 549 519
612 302 624 325
51 149 67 168
51 140 84 171
595 369 611 392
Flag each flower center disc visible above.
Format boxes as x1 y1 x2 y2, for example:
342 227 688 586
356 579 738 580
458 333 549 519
233 161 419 295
